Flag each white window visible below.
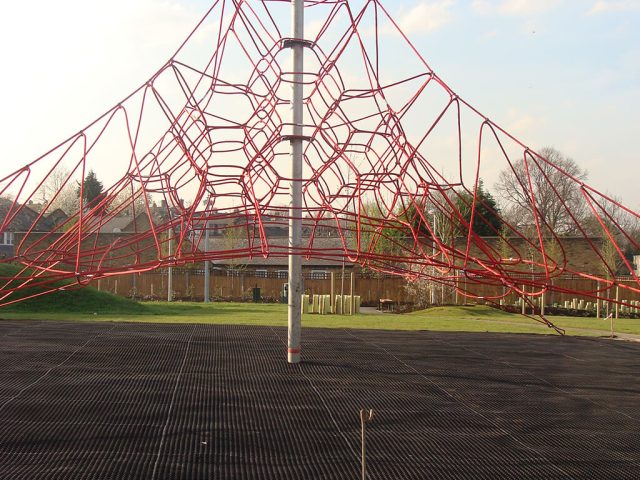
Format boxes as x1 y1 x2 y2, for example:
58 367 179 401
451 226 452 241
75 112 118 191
277 270 288 279
1 232 14 245
255 269 267 278
310 270 328 280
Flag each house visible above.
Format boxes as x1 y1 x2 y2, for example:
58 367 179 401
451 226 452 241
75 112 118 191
0 197 67 258
190 207 357 278
204 235 354 279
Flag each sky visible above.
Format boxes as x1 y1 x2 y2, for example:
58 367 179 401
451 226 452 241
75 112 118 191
0 0 638 208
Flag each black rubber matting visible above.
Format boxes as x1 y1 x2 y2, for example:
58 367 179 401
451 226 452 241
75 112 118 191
0 320 637 479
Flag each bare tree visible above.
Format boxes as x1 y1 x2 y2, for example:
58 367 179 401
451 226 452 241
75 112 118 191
35 166 79 215
582 194 640 277
495 147 588 235
110 186 152 217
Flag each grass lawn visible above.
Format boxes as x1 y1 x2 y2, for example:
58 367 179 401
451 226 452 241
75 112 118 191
1 297 638 338
1 262 637 337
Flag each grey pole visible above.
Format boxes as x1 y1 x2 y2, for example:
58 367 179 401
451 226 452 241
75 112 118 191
204 219 210 303
431 212 436 305
287 0 304 364
167 237 173 302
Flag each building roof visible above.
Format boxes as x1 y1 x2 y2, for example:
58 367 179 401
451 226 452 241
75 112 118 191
0 197 57 232
98 215 136 234
206 236 352 268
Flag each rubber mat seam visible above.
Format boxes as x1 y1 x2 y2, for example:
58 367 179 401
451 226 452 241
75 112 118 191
343 329 577 479
268 326 359 460
150 324 196 480
0 324 117 415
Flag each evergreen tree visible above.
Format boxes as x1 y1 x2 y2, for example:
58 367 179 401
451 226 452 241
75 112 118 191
456 180 503 236
77 170 105 210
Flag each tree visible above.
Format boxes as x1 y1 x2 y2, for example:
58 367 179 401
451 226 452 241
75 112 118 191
111 186 152 216
357 200 411 265
35 166 79 215
582 194 640 277
77 170 105 211
455 180 503 236
495 147 588 235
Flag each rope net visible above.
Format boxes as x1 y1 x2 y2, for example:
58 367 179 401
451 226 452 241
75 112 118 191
1 0 639 330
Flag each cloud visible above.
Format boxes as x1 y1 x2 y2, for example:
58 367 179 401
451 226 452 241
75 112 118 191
505 109 544 140
499 0 561 14
472 0 493 14
473 0 561 15
391 1 455 35
482 30 499 39
588 0 640 14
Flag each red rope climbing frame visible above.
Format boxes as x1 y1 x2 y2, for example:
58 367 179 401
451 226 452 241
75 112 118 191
1 0 639 333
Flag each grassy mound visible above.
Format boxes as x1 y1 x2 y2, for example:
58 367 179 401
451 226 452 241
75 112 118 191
0 263 148 315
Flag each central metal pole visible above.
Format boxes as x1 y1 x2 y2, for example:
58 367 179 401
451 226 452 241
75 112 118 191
204 219 210 303
167 237 173 302
288 0 304 364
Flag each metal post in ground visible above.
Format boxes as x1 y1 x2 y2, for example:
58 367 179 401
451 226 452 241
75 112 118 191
360 409 374 480
331 271 335 314
596 280 601 319
430 212 436 305
613 285 619 337
287 0 304 364
350 271 355 315
341 259 345 315
463 272 467 305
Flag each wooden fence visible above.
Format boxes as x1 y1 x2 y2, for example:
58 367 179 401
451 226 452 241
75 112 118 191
93 269 640 309
95 270 406 305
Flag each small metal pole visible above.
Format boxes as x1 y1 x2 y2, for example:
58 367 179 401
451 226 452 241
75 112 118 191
341 260 345 315
596 280 600 319
430 212 436 305
350 271 355 315
463 273 467 305
521 285 526 315
331 271 335 314
360 409 374 480
540 292 545 317
613 285 619 337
